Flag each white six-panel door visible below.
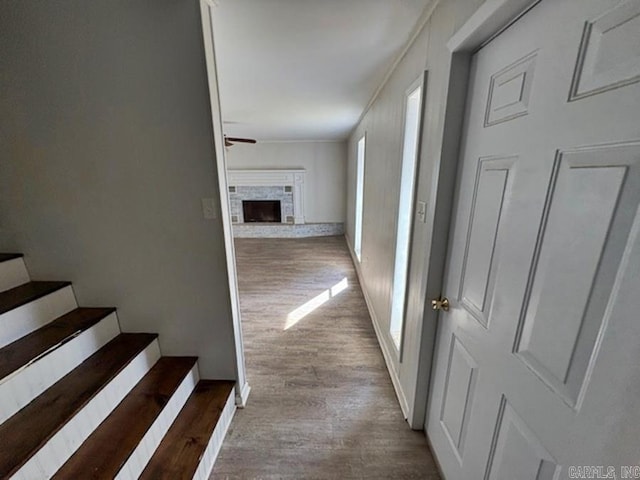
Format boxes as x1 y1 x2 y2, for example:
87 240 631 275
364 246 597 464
426 0 640 478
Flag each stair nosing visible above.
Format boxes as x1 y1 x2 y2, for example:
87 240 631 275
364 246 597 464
0 281 72 316
0 307 117 382
0 332 158 478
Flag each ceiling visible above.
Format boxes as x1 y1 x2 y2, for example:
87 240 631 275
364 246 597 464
211 0 433 142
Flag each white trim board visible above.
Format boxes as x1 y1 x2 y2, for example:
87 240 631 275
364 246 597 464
199 0 249 408
235 381 251 408
193 386 237 480
227 169 305 186
344 235 410 420
447 0 541 52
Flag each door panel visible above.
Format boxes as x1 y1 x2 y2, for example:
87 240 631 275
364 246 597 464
439 334 477 461
459 156 516 328
515 143 640 407
485 398 559 480
426 1 640 478
569 0 640 100
485 51 537 126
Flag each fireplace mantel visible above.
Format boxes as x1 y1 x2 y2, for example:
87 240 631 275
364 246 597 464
227 169 305 224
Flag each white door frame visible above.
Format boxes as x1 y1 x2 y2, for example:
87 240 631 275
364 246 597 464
391 73 427 361
412 0 541 430
199 0 250 407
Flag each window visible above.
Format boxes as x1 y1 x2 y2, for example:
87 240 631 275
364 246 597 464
390 81 423 349
354 135 366 261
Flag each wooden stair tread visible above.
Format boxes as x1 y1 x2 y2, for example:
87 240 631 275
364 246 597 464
0 253 23 263
53 356 197 479
139 380 234 480
0 333 157 478
0 281 71 315
0 307 116 380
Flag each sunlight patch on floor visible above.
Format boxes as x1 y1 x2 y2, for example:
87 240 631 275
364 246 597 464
284 277 349 330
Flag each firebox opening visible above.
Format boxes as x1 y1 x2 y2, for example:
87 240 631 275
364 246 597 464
242 200 282 223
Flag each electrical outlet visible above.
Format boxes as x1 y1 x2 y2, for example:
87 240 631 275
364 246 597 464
201 198 217 219
417 201 427 223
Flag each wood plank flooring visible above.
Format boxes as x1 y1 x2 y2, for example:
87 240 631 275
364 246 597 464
211 236 440 480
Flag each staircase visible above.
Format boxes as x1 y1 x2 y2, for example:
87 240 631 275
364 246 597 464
0 253 236 479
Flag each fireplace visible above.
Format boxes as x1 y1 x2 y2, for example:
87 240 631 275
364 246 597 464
242 200 282 223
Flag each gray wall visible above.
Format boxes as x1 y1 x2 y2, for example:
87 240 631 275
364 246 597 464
346 0 486 421
0 0 238 379
226 141 348 223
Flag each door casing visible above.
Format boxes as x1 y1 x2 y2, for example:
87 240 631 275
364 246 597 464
199 0 250 407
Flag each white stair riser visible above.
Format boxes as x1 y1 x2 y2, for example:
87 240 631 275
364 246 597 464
0 259 29 293
116 365 200 480
0 286 77 349
193 387 237 480
12 340 161 480
0 313 121 424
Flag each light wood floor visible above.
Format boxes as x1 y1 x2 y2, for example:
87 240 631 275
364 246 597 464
211 236 441 479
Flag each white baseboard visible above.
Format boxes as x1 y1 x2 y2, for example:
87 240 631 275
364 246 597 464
235 381 251 408
344 235 410 419
193 386 237 480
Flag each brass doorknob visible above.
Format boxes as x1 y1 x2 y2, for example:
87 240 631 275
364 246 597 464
431 297 450 312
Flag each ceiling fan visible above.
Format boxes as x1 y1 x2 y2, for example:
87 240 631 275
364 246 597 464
224 135 257 147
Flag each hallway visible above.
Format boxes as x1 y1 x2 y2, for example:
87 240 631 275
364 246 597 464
211 236 440 479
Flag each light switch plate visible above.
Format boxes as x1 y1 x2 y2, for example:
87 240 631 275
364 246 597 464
417 201 427 223
201 198 217 219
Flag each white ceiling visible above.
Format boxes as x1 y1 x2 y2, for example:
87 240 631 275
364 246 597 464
211 0 432 141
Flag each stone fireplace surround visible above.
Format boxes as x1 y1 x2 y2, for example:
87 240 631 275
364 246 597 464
227 169 344 238
227 169 304 224
232 187 293 224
